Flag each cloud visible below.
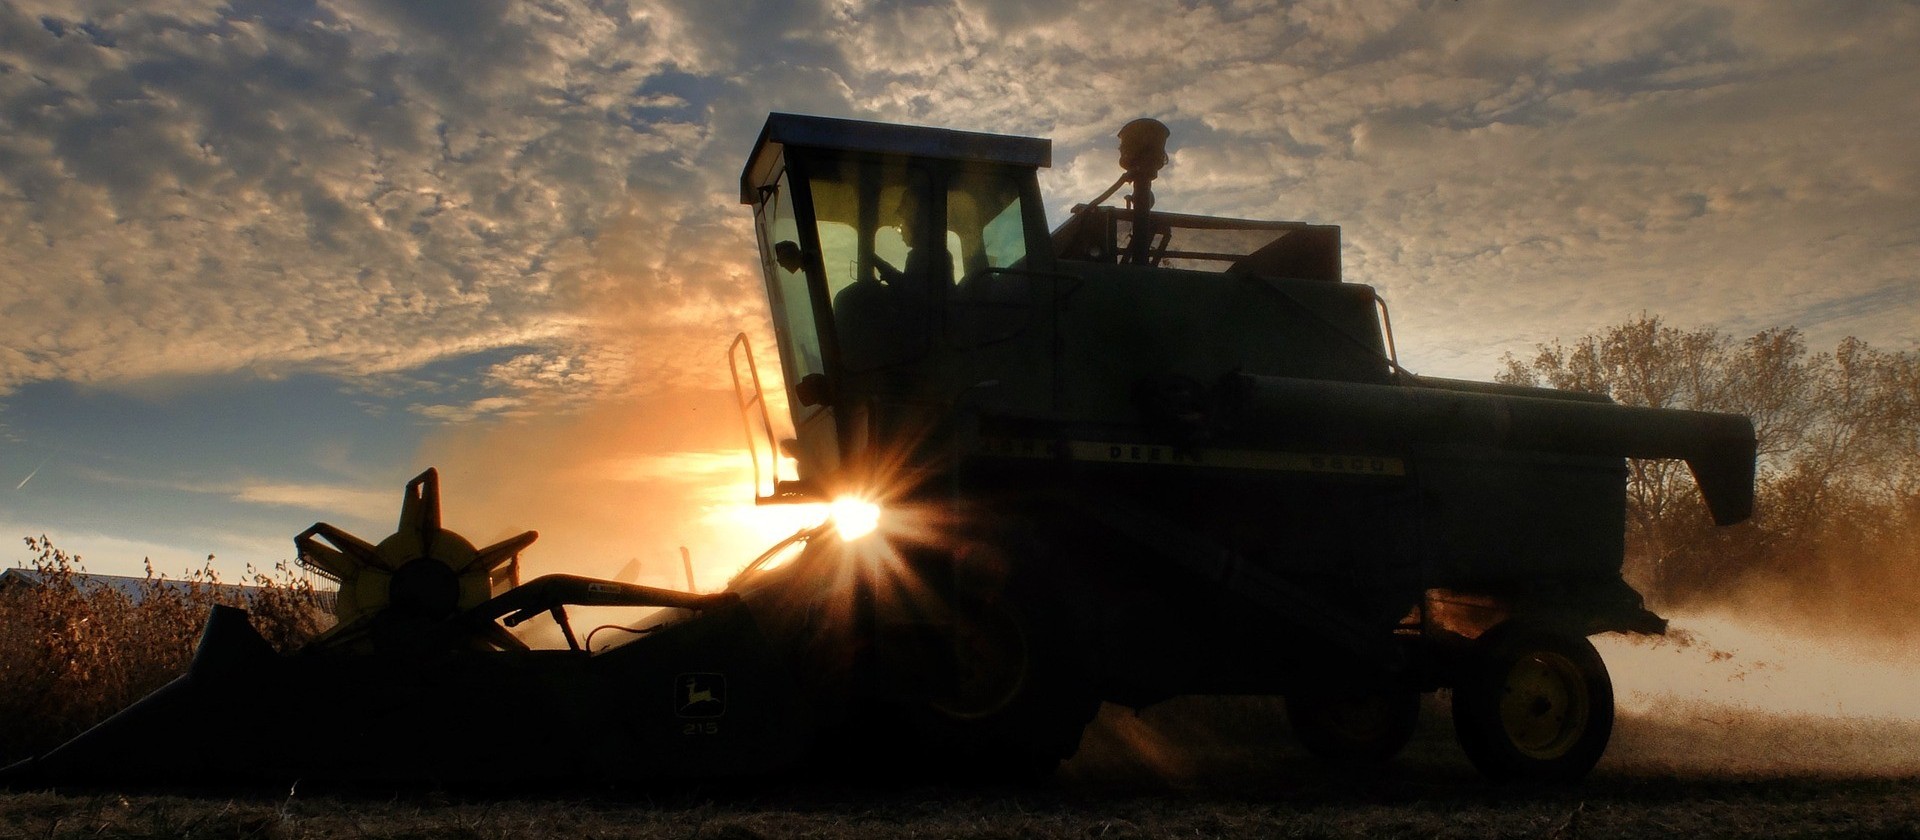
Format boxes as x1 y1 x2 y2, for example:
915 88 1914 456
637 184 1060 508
0 0 759 407
227 480 394 520
0 516 270 579
0 0 1912 415
408 395 526 424
593 449 744 483
64 464 395 520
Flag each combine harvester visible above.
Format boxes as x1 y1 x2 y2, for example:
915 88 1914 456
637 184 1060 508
2 114 1755 788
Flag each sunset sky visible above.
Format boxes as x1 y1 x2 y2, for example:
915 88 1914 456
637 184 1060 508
1 0 1914 583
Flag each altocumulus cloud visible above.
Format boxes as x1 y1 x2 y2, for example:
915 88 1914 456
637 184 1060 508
0 0 1914 415
0 0 781 416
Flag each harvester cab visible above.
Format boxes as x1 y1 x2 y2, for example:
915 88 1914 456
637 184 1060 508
736 113 1058 503
734 115 1412 502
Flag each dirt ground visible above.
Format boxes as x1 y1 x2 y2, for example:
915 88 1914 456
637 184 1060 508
4 699 1919 839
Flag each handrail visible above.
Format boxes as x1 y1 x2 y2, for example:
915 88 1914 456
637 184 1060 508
727 333 780 503
1376 293 1401 373
1254 277 1416 380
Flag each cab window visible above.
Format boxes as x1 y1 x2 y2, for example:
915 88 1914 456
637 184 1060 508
756 171 823 384
947 168 1029 278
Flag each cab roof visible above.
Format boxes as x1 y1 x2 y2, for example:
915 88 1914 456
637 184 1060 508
740 113 1051 203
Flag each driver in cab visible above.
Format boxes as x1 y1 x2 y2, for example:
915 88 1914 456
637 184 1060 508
835 189 948 373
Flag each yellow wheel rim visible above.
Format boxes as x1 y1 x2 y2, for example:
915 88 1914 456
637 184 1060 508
1497 650 1591 760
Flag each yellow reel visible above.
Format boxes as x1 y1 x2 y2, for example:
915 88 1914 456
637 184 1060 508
295 469 536 628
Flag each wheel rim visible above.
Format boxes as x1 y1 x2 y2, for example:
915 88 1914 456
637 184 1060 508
927 602 1029 720
1497 650 1591 760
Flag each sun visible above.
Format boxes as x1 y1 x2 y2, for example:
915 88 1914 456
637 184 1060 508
828 496 882 539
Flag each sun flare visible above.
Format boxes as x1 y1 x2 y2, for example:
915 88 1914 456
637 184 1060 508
829 496 882 540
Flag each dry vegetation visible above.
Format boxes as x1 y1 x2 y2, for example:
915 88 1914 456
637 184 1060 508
0 537 331 763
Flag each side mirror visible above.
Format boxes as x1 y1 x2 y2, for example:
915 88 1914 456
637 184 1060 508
796 373 834 407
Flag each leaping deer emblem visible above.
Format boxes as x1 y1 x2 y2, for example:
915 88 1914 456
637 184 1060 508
678 673 725 717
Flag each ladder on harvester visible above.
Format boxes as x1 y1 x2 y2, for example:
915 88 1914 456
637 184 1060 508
727 333 818 505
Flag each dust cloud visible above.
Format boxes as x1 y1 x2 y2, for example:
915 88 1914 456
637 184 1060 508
1599 516 1920 777
1062 608 1920 785
1596 610 1920 777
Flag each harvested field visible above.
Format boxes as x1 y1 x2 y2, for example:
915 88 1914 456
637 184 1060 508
6 699 1919 839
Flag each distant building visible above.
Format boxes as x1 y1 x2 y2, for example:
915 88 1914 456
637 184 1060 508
0 568 337 613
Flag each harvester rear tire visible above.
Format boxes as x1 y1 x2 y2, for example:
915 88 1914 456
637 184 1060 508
1450 623 1613 783
1286 686 1420 767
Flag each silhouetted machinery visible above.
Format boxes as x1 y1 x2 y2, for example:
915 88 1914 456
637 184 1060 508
2 114 1755 789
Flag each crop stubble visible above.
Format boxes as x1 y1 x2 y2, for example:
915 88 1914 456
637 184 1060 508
5 698 1918 839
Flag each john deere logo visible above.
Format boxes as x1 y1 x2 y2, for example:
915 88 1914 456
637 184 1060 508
676 673 726 719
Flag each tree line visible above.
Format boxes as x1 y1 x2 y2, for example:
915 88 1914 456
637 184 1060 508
1497 315 1920 620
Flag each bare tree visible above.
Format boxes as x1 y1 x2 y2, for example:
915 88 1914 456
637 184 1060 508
1498 315 1919 609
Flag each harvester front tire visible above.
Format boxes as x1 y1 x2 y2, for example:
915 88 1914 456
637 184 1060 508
912 593 1098 782
1450 623 1613 783
1286 686 1420 767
